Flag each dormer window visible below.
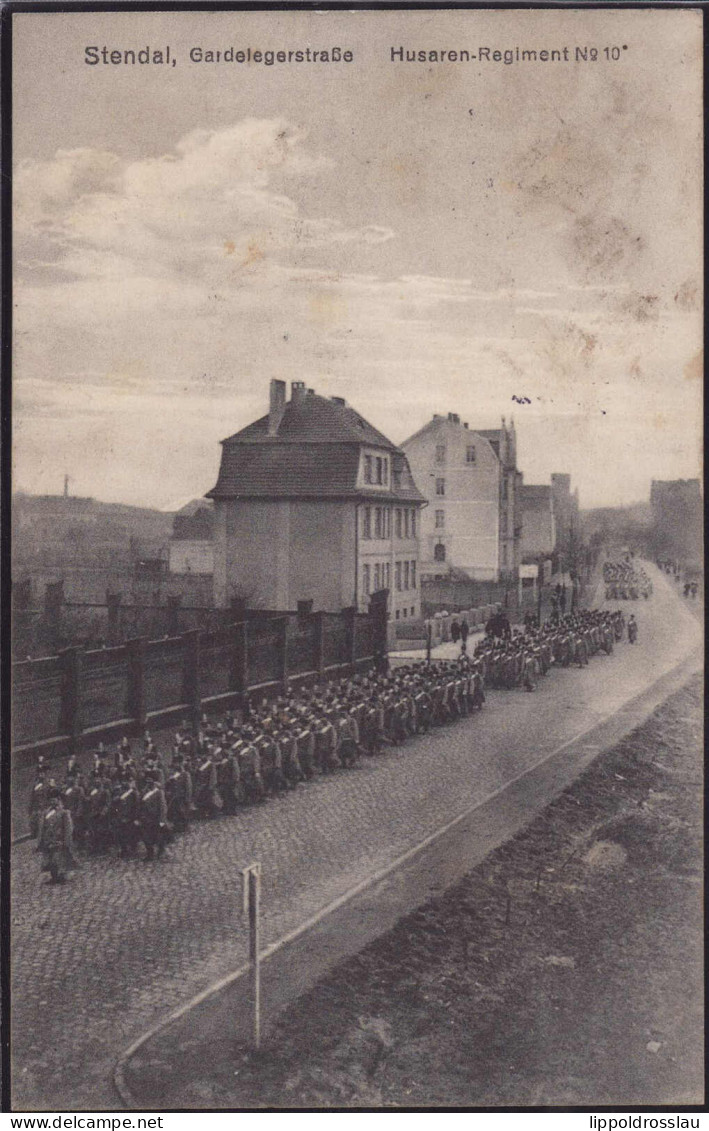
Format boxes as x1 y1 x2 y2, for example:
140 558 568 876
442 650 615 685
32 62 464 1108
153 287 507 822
360 450 390 489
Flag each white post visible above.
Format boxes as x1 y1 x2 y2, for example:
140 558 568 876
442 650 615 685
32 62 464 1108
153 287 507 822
241 861 262 1050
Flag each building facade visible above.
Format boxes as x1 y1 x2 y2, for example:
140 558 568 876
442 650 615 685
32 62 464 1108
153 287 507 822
650 479 703 569
208 380 424 620
402 414 521 582
551 473 581 571
520 484 556 561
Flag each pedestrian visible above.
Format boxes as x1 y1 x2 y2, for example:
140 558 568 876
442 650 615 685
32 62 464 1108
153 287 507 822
627 614 638 644
451 619 460 644
460 619 469 653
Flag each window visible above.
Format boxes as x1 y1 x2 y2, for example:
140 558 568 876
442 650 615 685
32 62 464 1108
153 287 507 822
384 508 391 538
362 508 371 539
502 477 508 500
374 563 381 591
410 607 415 617
466 444 476 464
396 609 400 620
403 510 409 538
411 561 417 589
374 507 384 539
435 444 446 465
435 509 445 529
395 561 402 591
403 608 408 618
383 460 389 485
375 457 384 485
363 564 370 595
434 543 446 562
395 509 402 539
411 510 416 537
384 562 391 590
502 544 508 567
435 478 445 496
403 561 410 589
364 455 373 484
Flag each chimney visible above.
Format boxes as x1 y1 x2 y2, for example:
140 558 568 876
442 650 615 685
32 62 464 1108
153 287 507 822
268 379 287 435
291 380 307 404
463 422 469 430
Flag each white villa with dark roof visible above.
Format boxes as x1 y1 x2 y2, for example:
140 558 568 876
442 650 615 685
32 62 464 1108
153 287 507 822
208 380 425 618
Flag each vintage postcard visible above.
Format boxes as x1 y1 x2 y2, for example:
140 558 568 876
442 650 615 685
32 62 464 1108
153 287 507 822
8 5 703 1114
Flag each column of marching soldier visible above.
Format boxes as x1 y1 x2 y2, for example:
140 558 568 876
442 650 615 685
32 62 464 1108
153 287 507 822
603 558 653 601
29 599 630 884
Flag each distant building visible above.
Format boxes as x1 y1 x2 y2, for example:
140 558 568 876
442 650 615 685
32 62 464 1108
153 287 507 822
401 414 521 582
551 473 581 570
168 501 214 575
208 380 425 619
520 484 556 561
650 479 703 568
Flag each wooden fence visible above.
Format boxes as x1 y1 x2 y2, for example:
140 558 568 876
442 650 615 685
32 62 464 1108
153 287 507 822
11 605 383 769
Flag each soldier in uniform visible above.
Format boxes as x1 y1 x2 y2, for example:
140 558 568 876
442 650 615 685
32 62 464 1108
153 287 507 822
37 787 75 884
28 762 50 839
63 768 88 848
314 708 340 772
279 721 305 787
139 770 170 861
111 775 141 857
86 767 112 854
239 728 265 803
193 745 222 817
295 712 317 778
166 753 193 831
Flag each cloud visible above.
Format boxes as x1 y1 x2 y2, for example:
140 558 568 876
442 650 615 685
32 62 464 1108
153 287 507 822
15 119 392 284
13 118 701 509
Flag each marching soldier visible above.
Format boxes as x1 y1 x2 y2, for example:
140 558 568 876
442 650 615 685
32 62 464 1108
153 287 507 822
28 762 50 839
193 745 222 817
166 753 193 831
111 775 141 858
139 770 170 861
37 787 76 883
239 728 265 803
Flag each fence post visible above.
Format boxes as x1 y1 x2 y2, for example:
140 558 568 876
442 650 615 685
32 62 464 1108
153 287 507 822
278 616 289 694
126 636 147 732
167 594 182 637
315 611 326 680
59 646 82 754
343 606 357 673
182 629 202 731
44 580 65 653
236 621 249 707
106 591 122 646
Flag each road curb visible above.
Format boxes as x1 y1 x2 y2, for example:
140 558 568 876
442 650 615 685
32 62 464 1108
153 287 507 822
113 640 702 1109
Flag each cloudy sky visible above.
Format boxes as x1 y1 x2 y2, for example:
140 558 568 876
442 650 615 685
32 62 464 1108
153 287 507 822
13 8 702 509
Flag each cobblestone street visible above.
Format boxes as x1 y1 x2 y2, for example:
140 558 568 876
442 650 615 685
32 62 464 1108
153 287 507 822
11 566 701 1110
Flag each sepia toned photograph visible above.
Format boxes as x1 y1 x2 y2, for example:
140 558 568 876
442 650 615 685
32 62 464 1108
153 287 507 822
7 5 704 1113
